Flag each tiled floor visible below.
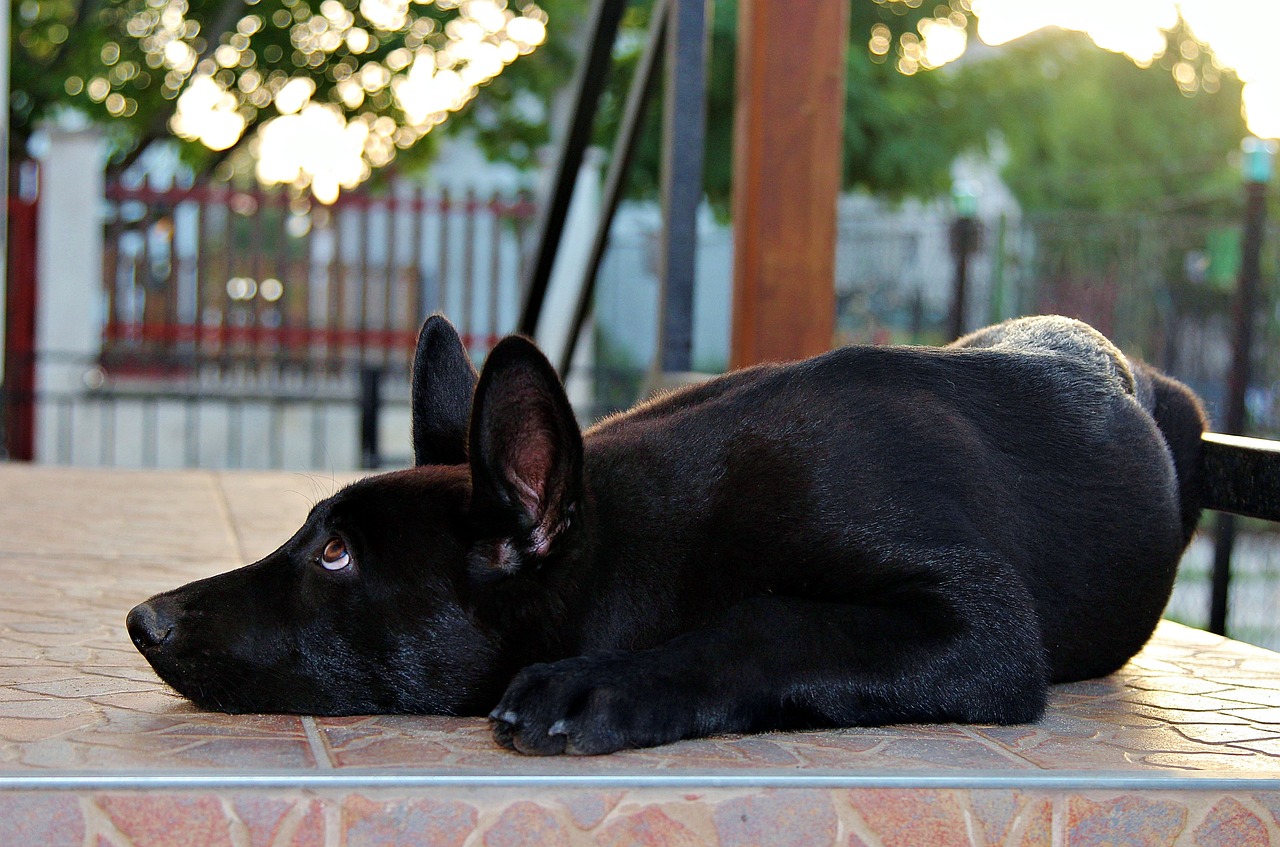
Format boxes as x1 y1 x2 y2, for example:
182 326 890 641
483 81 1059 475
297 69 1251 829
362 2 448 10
2 465 1280 845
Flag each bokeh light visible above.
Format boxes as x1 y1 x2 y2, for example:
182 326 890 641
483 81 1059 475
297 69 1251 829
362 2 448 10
141 0 548 202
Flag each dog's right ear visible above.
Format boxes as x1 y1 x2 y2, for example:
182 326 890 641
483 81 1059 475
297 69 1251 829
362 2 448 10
411 315 479 466
468 335 583 569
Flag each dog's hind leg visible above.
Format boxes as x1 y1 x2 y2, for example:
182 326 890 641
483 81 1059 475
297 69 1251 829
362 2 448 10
489 549 1049 755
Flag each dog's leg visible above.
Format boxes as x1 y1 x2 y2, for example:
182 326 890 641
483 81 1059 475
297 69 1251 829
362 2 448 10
490 550 1048 755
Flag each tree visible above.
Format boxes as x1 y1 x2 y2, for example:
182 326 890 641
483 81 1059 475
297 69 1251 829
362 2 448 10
8 0 1252 210
600 0 984 211
10 0 990 204
10 0 569 201
951 26 1247 214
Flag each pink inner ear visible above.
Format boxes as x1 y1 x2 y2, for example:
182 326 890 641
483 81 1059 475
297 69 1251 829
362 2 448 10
509 434 553 518
484 372 571 552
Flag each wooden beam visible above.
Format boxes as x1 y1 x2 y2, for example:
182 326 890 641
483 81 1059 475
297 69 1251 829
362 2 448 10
730 0 848 368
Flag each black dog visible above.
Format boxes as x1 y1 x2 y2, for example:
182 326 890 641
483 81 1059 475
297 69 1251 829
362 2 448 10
127 314 1206 755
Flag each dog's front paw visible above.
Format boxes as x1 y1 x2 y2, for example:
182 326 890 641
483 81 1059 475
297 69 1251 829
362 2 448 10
489 653 689 755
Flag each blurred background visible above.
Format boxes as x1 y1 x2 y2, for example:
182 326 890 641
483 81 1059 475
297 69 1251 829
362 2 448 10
1 0 1278 645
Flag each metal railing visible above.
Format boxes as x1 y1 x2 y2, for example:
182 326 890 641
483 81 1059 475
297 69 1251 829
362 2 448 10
21 351 412 472
102 177 536 377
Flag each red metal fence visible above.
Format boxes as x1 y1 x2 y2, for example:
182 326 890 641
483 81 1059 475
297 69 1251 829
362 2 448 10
102 177 537 377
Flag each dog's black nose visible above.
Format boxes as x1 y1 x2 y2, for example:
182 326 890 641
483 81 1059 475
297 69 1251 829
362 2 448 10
127 599 175 651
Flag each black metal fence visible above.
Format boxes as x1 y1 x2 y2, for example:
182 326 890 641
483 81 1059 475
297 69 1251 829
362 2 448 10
24 351 407 471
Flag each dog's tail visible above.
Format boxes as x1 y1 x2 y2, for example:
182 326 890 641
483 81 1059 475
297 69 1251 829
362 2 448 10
1131 361 1208 545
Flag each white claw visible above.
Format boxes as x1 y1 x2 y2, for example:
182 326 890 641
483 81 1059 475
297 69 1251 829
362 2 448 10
548 720 568 736
489 709 519 724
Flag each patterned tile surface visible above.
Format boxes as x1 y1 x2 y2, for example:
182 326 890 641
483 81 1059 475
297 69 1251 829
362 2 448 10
2 466 1280 845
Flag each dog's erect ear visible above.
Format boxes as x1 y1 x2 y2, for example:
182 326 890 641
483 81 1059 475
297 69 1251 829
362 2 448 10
469 335 583 560
412 315 479 466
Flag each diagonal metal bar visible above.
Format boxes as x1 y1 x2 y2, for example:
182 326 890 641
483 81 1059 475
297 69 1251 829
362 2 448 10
559 0 671 377
517 0 630 338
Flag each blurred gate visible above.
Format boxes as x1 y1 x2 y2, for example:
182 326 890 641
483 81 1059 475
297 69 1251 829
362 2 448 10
102 177 536 377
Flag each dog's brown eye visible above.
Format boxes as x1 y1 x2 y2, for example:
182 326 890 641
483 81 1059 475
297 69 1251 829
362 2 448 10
318 538 352 571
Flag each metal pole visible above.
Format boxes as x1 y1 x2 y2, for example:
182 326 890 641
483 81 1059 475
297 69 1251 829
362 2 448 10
948 219 974 341
1209 138 1275 636
654 0 709 375
948 183 980 341
517 0 629 338
360 365 382 470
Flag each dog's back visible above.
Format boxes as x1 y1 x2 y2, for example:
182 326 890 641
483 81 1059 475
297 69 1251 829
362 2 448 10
584 316 1205 683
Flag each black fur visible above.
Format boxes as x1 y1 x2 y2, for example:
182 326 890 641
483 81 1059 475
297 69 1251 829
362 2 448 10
127 314 1207 755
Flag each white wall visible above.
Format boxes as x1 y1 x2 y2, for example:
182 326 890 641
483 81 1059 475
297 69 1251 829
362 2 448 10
34 128 107 462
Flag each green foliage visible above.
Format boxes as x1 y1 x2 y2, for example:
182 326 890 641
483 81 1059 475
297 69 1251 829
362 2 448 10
841 36 978 201
9 0 568 185
952 27 1248 214
591 0 981 211
443 0 580 169
8 0 1252 215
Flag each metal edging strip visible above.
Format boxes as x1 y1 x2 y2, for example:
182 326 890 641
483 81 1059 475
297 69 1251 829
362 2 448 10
1 770 1279 793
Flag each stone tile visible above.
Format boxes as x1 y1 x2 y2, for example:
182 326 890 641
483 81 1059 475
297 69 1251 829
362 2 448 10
596 805 703 847
848 789 972 847
1065 795 1187 846
1013 796 1054 847
1251 793 1280 831
481 800 570 847
230 795 326 847
1173 724 1280 745
0 466 236 560
79 793 330 847
712 790 839 847
1193 797 1271 847
558 792 623 830
215 470 366 563
1222 708 1280 725
0 794 86 844
97 795 238 847
343 795 477 847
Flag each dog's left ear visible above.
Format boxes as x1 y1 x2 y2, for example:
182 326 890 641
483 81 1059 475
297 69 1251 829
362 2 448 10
469 335 583 561
412 315 479 466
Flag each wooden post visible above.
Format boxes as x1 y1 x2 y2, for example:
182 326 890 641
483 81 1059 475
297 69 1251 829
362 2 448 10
730 0 848 368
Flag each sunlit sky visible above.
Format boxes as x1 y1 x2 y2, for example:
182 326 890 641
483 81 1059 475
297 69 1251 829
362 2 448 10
966 0 1280 139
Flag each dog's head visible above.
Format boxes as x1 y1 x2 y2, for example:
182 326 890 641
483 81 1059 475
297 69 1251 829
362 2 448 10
126 316 585 715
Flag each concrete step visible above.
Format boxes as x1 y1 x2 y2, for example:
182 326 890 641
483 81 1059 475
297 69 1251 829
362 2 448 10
1 466 1278 846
